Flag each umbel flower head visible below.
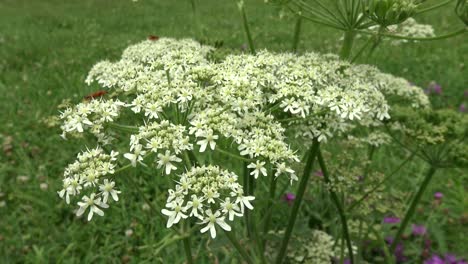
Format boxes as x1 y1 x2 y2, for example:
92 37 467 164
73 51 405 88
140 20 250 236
57 37 427 236
162 165 254 238
388 106 468 168
57 147 120 220
211 50 426 143
58 38 298 228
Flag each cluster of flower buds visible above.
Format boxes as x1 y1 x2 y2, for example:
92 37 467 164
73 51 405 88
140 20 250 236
363 0 420 26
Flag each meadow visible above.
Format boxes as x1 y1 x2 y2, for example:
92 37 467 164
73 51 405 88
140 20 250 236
0 0 467 263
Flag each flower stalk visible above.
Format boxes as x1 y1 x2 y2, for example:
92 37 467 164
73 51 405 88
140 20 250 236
224 229 254 264
317 148 354 264
238 0 256 54
275 139 320 264
390 166 437 252
340 30 356 60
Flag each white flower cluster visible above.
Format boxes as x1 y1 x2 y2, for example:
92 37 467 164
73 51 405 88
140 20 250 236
347 131 392 147
284 230 335 264
212 51 393 142
60 99 125 143
58 37 428 231
390 18 435 44
368 18 435 45
58 147 120 221
340 63 429 108
162 165 254 238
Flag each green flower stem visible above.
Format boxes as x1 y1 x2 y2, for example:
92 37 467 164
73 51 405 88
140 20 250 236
238 1 256 54
390 166 437 252
107 123 139 133
286 6 346 31
243 161 253 239
340 30 356 60
317 148 354 264
189 0 201 38
348 151 416 211
350 35 374 63
262 173 277 250
417 0 454 14
215 147 253 162
224 229 255 264
275 139 320 264
182 232 194 264
357 27 467 41
292 15 303 52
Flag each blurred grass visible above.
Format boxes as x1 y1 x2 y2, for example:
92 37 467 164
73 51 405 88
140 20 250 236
0 0 466 262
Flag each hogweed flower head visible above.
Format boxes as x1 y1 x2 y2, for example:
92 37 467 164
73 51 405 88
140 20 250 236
58 146 119 220
162 165 254 238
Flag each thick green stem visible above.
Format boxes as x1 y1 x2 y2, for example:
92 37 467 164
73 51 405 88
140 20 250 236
275 139 320 264
317 149 354 264
224 229 255 264
339 30 356 60
189 0 201 38
238 1 256 54
182 235 194 264
292 16 303 52
243 161 253 239
262 173 277 250
390 166 437 252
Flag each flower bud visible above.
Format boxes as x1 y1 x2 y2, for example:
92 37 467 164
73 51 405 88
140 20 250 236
364 0 419 26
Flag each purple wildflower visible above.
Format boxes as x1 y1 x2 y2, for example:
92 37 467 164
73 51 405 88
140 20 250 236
314 170 323 177
412 224 427 236
434 192 443 200
283 193 295 206
460 103 466 113
446 254 458 264
425 255 444 264
428 81 442 95
383 216 401 224
394 243 407 263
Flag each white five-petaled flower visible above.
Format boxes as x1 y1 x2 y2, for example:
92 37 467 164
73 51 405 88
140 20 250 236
200 209 231 239
247 161 267 179
186 195 204 219
161 199 188 228
124 144 146 167
232 189 255 213
220 198 242 221
196 130 219 152
99 179 121 203
76 193 109 221
157 150 182 175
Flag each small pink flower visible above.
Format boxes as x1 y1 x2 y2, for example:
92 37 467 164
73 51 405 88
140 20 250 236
283 193 296 206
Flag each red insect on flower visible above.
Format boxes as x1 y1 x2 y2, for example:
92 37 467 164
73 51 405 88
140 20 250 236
84 90 107 100
148 35 159 41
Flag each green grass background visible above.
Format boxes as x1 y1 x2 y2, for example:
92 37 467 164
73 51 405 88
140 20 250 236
0 0 467 263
